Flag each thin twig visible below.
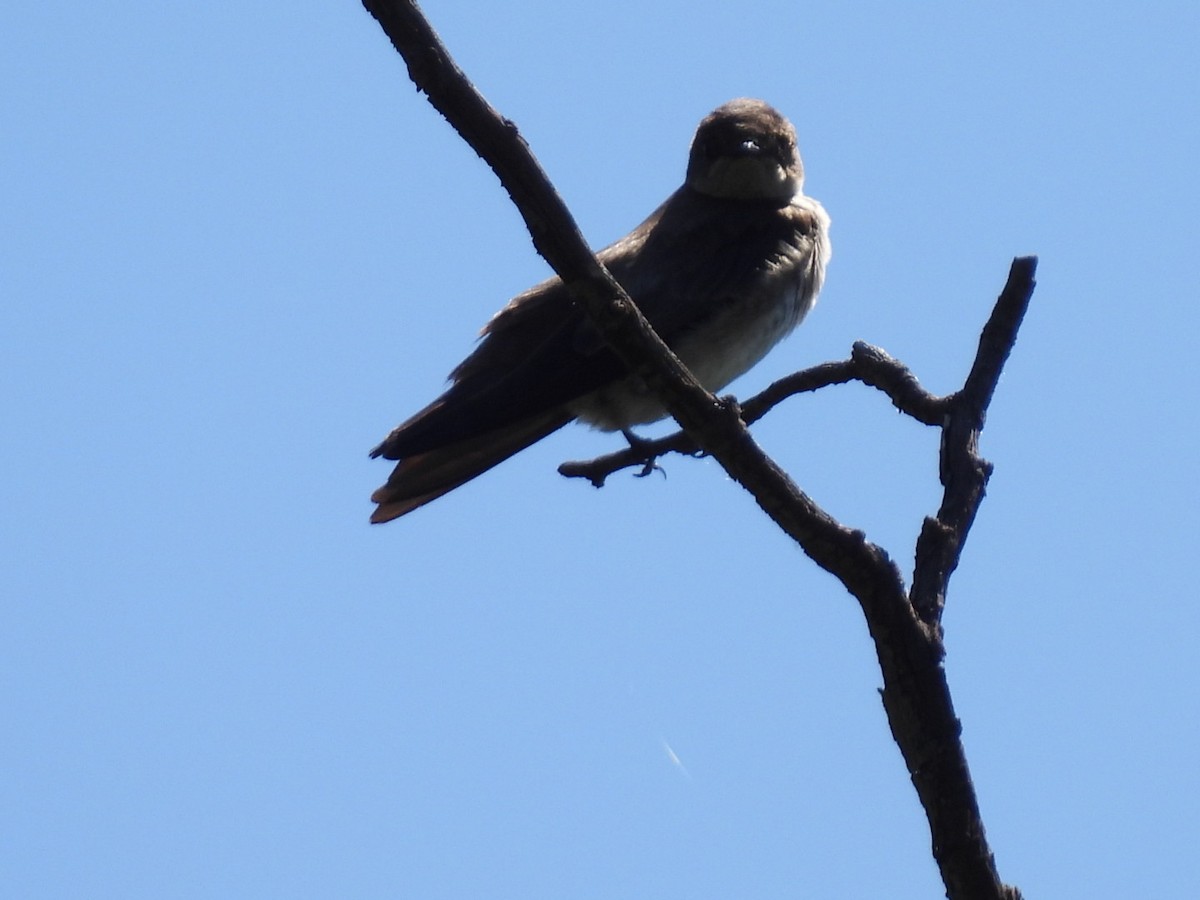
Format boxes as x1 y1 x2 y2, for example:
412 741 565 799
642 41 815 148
558 344 955 485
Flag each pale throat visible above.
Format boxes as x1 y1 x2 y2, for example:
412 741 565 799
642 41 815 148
693 157 798 201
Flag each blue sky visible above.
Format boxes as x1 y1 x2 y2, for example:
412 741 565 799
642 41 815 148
4 2 1198 897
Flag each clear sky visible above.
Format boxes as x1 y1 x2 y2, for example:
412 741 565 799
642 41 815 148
4 2 1198 897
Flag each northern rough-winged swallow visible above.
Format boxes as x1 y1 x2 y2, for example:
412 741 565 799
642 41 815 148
369 98 830 523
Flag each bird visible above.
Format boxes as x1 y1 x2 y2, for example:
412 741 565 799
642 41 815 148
368 98 830 523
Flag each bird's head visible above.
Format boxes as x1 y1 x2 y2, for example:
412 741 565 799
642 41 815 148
685 98 803 203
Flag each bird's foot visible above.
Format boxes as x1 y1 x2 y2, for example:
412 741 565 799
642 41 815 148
621 429 667 479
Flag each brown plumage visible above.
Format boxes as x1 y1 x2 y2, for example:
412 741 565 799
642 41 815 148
369 99 830 523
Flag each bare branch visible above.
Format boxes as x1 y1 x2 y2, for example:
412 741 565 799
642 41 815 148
558 361 859 485
559 344 952 485
850 341 950 425
739 360 860 423
911 258 1038 626
558 431 699 487
359 3 1033 897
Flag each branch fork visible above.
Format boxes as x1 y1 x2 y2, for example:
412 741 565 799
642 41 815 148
360 3 1035 896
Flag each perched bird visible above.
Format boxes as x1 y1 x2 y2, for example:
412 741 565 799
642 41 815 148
369 98 830 523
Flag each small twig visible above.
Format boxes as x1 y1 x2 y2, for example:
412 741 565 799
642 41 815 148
558 431 694 486
849 342 950 425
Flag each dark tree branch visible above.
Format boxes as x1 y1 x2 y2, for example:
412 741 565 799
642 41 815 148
849 341 951 425
911 259 1038 626
558 342 953 485
359 3 1032 898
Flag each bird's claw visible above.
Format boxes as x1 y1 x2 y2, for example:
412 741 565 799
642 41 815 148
635 459 665 479
622 429 667 480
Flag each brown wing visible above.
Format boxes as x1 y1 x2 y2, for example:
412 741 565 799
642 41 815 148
368 187 819 521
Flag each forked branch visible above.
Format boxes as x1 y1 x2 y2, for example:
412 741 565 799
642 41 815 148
359 2 1033 897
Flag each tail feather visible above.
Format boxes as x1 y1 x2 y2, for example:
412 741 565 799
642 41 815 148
369 411 572 523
